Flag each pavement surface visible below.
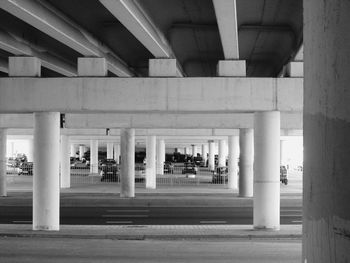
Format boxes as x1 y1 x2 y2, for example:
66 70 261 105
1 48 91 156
0 170 303 241
0 224 301 240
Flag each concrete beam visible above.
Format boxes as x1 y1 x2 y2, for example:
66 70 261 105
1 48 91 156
213 0 239 59
0 77 303 113
6 127 302 138
100 0 184 76
0 30 76 76
0 111 302 129
0 0 134 77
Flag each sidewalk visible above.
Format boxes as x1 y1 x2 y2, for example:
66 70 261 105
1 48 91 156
0 224 302 240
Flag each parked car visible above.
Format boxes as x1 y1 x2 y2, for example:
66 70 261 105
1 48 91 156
18 162 33 175
6 163 21 174
280 165 288 185
182 162 198 175
100 159 119 182
163 161 174 174
212 166 228 184
135 165 146 182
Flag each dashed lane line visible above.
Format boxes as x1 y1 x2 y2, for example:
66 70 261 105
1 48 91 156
106 210 149 213
102 215 149 218
200 220 227 224
106 221 133 224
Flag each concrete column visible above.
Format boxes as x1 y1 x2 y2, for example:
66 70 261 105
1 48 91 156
0 129 7 197
90 140 98 174
280 140 286 165
27 138 34 162
79 145 85 160
228 135 239 190
208 140 215 171
218 139 226 167
304 1 350 261
114 144 120 164
146 135 156 189
157 139 165 175
60 135 70 189
10 141 15 158
70 144 75 158
191 144 196 156
106 142 113 159
202 144 208 166
184 147 187 155
120 128 135 198
239 129 253 197
33 112 60 231
253 111 280 230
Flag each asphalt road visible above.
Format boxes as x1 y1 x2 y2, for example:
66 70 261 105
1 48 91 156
0 206 302 225
0 237 302 263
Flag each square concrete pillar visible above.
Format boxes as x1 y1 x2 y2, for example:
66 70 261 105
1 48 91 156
149 59 177 77
217 60 246 77
286 61 303 77
9 56 41 77
78 57 107 76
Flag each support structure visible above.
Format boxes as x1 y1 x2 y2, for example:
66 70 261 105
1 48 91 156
60 135 70 188
218 139 226 167
239 128 253 197
33 112 60 230
90 140 98 174
202 144 208 166
120 128 135 198
208 140 215 171
157 139 165 175
0 129 7 197
228 135 239 190
253 111 280 230
106 142 113 159
146 135 156 189
303 0 350 261
114 144 120 164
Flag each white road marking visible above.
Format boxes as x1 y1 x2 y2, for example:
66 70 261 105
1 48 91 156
106 221 133 224
200 220 227 224
106 210 149 213
102 215 149 218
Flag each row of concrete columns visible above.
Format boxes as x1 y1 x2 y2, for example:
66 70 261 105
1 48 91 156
0 112 280 230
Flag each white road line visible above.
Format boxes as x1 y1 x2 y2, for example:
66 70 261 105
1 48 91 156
13 221 32 223
106 210 149 213
102 215 149 218
106 221 133 224
200 220 227 224
292 220 302 223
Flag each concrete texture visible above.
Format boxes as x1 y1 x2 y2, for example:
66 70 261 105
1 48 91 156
304 0 350 262
0 237 301 263
0 77 302 113
0 112 303 129
0 224 301 240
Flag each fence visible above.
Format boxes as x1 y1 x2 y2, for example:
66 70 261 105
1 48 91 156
4 161 229 187
69 162 228 186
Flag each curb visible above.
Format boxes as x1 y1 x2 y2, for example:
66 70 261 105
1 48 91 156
0 232 302 241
